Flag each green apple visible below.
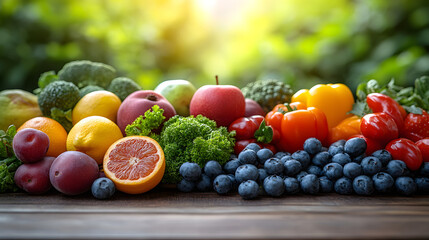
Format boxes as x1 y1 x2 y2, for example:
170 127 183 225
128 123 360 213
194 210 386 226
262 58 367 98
154 80 197 116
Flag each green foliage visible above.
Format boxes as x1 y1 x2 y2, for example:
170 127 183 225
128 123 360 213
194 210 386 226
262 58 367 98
125 105 166 142
107 77 142 101
351 76 429 116
160 115 235 184
57 60 116 89
37 80 80 131
0 125 21 193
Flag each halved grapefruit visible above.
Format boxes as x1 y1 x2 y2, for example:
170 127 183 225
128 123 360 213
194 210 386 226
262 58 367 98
103 136 165 194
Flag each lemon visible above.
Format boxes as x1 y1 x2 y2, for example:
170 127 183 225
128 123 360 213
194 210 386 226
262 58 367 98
72 90 121 125
67 116 123 164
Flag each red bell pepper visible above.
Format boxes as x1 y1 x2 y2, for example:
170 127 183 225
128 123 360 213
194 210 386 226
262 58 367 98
266 103 328 153
366 93 405 133
403 110 429 142
416 138 429 163
386 138 423 171
360 112 399 147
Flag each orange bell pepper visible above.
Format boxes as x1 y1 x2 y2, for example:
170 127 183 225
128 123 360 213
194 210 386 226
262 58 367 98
327 115 361 145
265 103 328 153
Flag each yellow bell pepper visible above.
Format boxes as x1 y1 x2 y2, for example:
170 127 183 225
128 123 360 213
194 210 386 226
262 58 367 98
291 84 354 128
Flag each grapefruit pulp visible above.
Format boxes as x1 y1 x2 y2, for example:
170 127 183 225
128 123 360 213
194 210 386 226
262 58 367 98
103 136 165 194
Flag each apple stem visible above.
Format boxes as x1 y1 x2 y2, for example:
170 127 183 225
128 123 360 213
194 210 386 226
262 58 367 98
215 75 219 85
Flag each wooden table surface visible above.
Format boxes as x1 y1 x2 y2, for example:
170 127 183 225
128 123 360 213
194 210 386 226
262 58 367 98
1 187 429 240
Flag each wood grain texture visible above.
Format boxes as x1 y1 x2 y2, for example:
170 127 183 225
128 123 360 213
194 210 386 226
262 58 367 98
1 188 429 240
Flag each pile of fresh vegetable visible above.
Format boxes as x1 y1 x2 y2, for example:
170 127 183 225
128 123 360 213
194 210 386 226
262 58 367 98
1 59 428 201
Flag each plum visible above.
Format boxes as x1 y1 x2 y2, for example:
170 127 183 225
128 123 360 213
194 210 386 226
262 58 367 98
244 99 265 117
13 128 50 163
49 151 99 195
14 156 55 194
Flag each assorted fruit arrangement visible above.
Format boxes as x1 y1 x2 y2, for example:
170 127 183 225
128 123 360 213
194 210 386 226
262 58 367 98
1 60 428 200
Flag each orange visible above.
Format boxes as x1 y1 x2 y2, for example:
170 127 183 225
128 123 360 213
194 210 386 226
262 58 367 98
103 136 165 194
72 90 121 125
67 116 123 164
18 117 67 157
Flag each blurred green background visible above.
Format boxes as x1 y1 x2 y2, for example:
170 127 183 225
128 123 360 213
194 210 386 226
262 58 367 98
1 0 429 93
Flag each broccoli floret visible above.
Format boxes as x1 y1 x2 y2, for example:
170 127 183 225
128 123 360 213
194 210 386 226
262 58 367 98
58 60 116 89
242 79 293 112
159 115 236 184
107 77 142 101
79 85 104 97
38 81 81 131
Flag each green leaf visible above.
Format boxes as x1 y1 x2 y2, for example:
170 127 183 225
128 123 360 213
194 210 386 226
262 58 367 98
38 71 58 89
254 119 273 144
125 105 165 138
349 101 371 117
403 105 423 114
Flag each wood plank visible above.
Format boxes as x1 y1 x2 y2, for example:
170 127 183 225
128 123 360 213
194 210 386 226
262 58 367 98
1 189 429 239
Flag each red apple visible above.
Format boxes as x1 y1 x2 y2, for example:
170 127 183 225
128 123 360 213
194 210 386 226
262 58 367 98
190 76 245 127
117 90 176 135
244 98 265 117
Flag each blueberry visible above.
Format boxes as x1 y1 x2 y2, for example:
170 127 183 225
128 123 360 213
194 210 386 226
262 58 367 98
307 165 322 177
300 174 320 194
371 150 392 166
264 158 284 175
331 153 351 166
328 144 344 156
332 139 346 147
386 160 407 178
177 179 196 192
312 151 331 167
419 162 429 177
227 174 239 191
213 174 232 195
91 177 115 200
244 143 261 152
303 138 322 155
204 160 223 179
274 151 290 159
343 162 362 179
344 137 367 158
319 176 333 193
395 176 417 195
179 162 202 181
334 177 353 195
263 175 285 197
238 149 258 165
283 177 300 194
323 163 343 180
235 164 259 183
196 174 212 192
257 148 273 165
415 177 429 193
296 171 308 182
352 154 365 164
224 159 241 174
361 156 382 176
284 159 302 176
372 172 394 193
238 180 259 200
292 150 311 169
279 155 293 165
353 175 374 195
257 168 269 185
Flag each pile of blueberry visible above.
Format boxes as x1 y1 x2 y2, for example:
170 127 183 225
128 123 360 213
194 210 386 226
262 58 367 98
177 137 429 199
